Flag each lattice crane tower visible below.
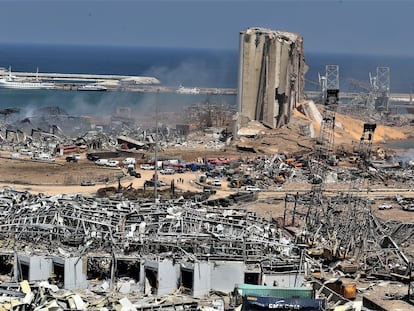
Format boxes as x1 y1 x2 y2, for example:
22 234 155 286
316 65 339 161
306 65 340 228
309 65 340 188
370 66 390 112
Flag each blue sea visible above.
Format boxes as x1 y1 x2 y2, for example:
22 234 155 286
0 43 414 116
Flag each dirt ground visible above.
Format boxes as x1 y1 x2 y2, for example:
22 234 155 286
0 152 201 195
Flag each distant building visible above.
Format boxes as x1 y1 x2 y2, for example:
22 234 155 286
176 124 190 136
237 27 307 129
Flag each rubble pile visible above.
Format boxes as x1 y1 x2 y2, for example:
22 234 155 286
0 279 201 311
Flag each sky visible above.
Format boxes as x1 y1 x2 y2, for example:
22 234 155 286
0 0 412 56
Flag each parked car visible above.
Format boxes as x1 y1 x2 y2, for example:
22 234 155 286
129 170 141 178
140 164 155 170
20 149 33 156
378 203 392 210
144 180 167 187
211 180 222 187
122 157 136 165
403 204 414 211
66 155 78 162
203 186 217 195
87 154 100 161
81 180 95 186
33 153 55 162
245 186 261 192
106 160 120 167
160 168 175 175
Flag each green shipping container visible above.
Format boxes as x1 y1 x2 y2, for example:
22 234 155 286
234 283 314 299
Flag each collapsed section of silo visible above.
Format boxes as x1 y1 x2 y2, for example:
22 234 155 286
237 27 307 129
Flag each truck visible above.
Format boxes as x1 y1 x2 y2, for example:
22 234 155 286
66 154 80 162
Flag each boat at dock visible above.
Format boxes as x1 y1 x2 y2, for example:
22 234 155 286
176 84 200 94
0 79 55 90
0 67 54 90
77 83 107 91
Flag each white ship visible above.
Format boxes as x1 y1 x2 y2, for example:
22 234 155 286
0 68 55 90
176 84 200 94
77 83 107 91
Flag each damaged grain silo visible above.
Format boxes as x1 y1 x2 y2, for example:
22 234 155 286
236 27 307 129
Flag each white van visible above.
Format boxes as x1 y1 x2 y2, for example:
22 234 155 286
122 157 136 165
34 153 55 162
95 159 109 166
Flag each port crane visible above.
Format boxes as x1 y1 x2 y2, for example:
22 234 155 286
311 65 340 185
302 65 340 231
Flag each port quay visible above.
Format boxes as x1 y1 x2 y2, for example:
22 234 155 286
1 68 412 101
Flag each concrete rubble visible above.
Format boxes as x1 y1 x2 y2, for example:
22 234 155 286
0 104 235 159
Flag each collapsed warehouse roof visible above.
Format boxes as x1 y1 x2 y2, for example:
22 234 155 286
5 106 90 137
0 188 287 263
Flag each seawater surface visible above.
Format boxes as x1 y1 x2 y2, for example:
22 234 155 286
1 43 414 116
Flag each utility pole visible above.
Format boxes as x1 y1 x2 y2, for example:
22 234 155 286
154 89 159 201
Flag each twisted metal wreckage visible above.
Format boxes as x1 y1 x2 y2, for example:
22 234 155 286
0 190 282 261
0 188 304 310
0 180 412 309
